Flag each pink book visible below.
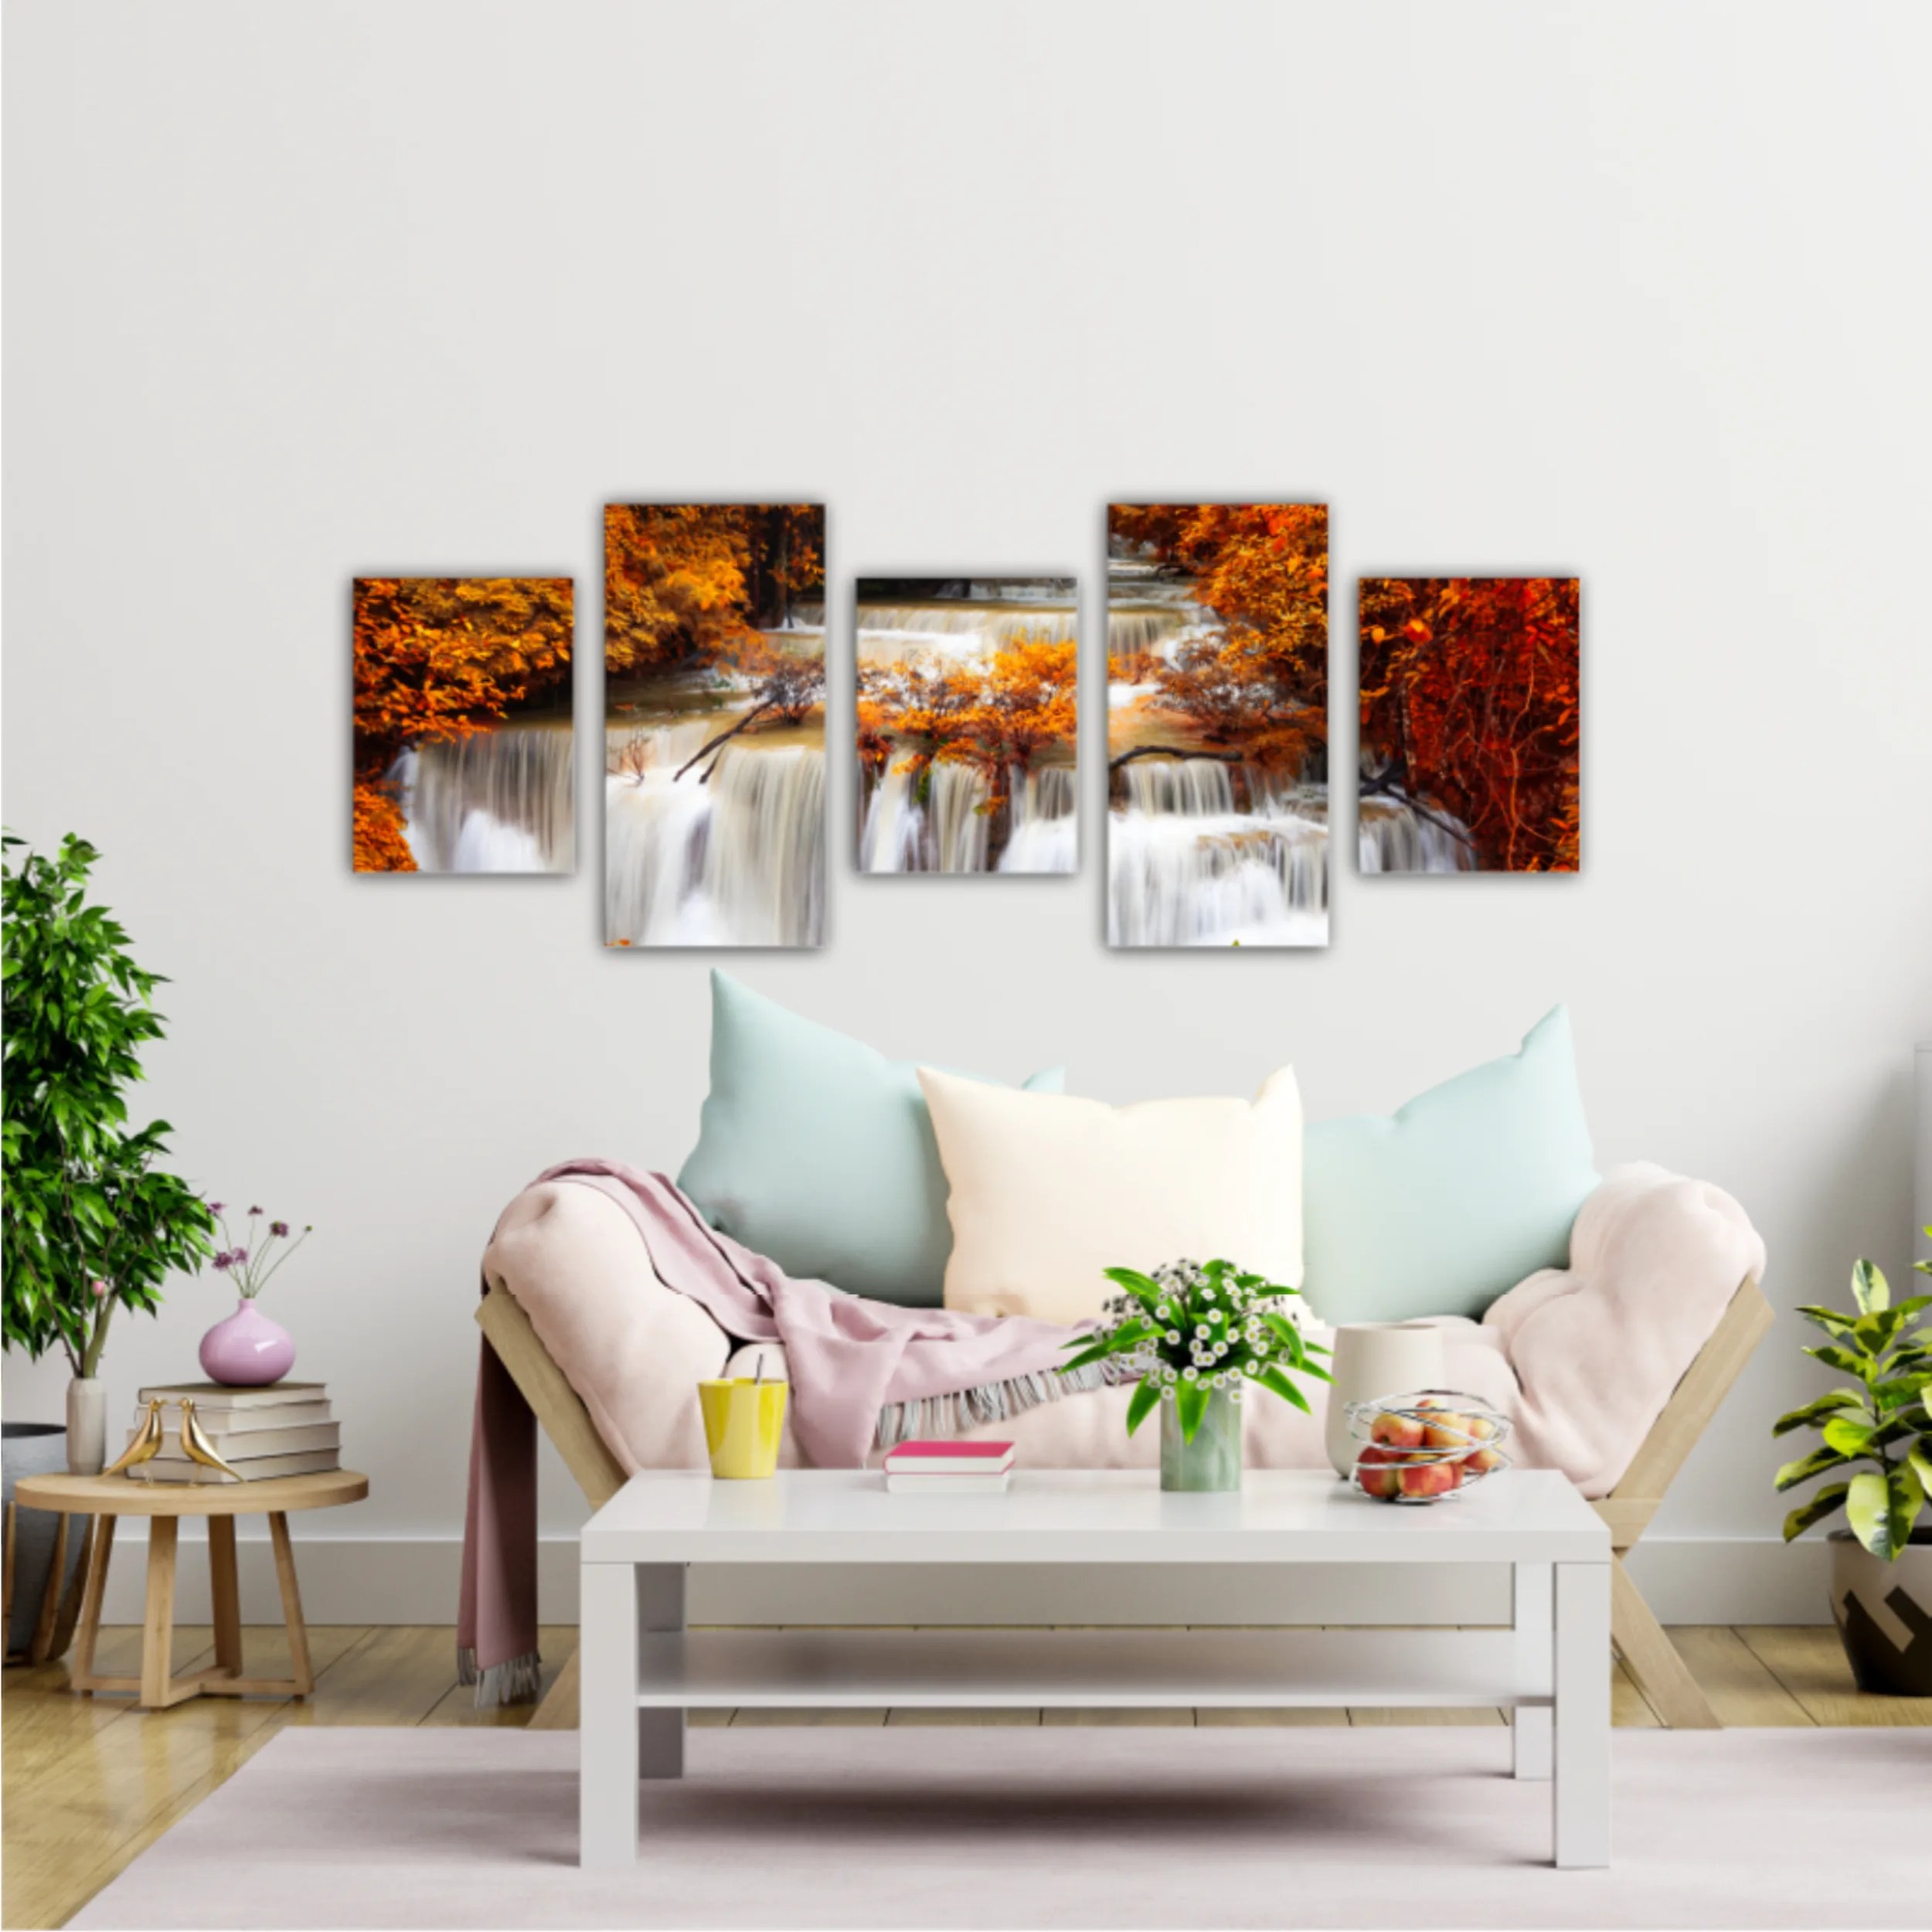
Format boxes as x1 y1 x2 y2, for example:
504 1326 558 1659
883 1439 1015 1472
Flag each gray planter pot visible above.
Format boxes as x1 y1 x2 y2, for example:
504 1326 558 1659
3 1422 87 1660
1828 1526 1932 1697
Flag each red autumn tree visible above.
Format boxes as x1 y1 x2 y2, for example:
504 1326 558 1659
1359 577 1580 871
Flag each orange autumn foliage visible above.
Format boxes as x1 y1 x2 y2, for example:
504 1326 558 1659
859 634 1077 812
1359 577 1580 872
351 577 573 872
604 505 821 676
1107 504 1328 773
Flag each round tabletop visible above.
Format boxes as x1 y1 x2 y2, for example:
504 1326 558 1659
12 1469 369 1517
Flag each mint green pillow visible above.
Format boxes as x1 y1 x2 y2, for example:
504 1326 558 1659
678 972 1064 1307
1302 1008 1598 1325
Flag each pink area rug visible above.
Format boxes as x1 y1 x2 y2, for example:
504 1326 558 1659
72 1724 1930 1930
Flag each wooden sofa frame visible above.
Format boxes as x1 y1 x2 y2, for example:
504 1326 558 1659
477 1272 1774 1731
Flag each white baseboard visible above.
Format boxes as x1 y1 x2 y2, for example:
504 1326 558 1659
91 1531 1832 1628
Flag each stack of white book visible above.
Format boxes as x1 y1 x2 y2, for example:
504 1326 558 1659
883 1439 1015 1495
128 1382 340 1484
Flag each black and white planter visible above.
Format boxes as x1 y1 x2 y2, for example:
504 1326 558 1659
2 1423 87 1661
1829 1527 1932 1697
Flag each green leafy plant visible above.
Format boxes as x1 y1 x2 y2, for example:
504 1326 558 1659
2 833 215 1379
1774 1233 1932 1559
1062 1257 1331 1443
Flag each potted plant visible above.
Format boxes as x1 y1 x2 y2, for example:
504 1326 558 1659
1063 1257 1330 1492
1774 1235 1932 1696
2 834 214 1481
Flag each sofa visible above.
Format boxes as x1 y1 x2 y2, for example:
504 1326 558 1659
476 978 1770 1730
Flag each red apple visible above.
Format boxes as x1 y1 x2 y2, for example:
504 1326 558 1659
1422 1411 1474 1450
1467 1446 1505 1475
1398 1459 1463 1501
1370 1410 1425 1451
1354 1445 1403 1499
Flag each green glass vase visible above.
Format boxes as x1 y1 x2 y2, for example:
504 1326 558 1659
1159 1386 1243 1492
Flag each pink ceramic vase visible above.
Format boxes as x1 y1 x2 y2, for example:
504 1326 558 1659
199 1298 295 1386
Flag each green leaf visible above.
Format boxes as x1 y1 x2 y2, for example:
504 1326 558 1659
1783 1481 1850 1542
1059 1347 1111 1377
1887 1461 1927 1556
1774 1444 1851 1493
1821 1417 1875 1458
1772 1389 1867 1437
1845 1470 1893 1557
1908 1440 1932 1497
1871 1373 1932 1418
1124 1378 1162 1438
1795 1304 1857 1338
1804 1344 1875 1383
1257 1366 1311 1414
1175 1379 1208 1444
1852 1259 1889 1316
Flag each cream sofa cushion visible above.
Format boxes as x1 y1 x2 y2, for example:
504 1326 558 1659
918 1064 1304 1324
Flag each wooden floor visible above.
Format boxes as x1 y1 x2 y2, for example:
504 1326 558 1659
5 1621 1925 1929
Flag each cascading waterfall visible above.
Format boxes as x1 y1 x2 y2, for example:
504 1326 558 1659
854 602 1079 660
997 765 1077 874
606 719 824 944
1358 794 1478 873
1108 757 1328 947
400 726 574 873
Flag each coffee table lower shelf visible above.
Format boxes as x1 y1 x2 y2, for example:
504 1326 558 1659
634 1627 1545 1710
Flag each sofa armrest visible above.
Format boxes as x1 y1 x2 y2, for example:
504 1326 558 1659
1482 1162 1767 1498
483 1179 733 1474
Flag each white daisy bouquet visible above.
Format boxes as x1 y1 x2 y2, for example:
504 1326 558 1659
1061 1258 1331 1444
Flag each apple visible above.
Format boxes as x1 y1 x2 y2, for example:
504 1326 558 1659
1354 1445 1403 1499
1422 1411 1475 1450
1465 1414 1498 1440
1398 1459 1463 1501
1467 1446 1505 1475
1369 1410 1425 1451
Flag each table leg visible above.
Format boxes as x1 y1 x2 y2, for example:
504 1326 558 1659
581 1561 639 1867
72 1516 114 1692
267 1512 314 1696
29 1512 73 1663
140 1517 180 1708
638 1563 686 1781
208 1515 243 1679
1554 1560 1611 1868
1512 1561 1553 1781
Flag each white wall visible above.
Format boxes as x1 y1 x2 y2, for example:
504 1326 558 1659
5 0 1929 1625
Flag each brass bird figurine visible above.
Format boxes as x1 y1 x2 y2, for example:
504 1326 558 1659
103 1398 167 1479
177 1399 241 1481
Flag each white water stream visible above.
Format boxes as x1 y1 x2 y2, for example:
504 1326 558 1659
397 725 574 873
604 718 825 946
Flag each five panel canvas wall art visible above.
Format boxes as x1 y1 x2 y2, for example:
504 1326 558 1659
1357 577 1580 873
351 577 575 874
855 577 1079 874
1106 505 1331 947
603 505 827 947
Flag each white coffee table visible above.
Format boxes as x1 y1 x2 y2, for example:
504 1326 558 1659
579 1468 1611 1869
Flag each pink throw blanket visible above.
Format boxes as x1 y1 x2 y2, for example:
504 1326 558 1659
458 1160 1095 1703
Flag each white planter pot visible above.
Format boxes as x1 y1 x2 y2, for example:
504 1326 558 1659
64 1378 108 1476
1322 1322 1447 1477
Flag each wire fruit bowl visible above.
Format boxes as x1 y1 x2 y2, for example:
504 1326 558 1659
1345 1389 1513 1504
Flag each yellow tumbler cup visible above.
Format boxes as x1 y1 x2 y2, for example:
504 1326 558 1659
698 1378 788 1480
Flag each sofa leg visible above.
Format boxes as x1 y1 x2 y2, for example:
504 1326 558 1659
528 1645 580 1730
1611 1554 1719 1728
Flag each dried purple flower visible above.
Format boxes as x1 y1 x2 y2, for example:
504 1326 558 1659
248 1206 264 1218
213 1251 232 1271
270 1220 290 1239
209 1202 226 1214
230 1247 248 1266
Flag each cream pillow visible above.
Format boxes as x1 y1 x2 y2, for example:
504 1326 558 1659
918 1064 1304 1324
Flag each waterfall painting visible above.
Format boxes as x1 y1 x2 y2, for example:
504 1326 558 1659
351 577 574 874
1358 577 1580 873
1106 505 1330 947
604 504 826 947
855 578 1078 875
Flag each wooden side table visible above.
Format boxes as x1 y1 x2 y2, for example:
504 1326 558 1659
12 1469 368 1709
